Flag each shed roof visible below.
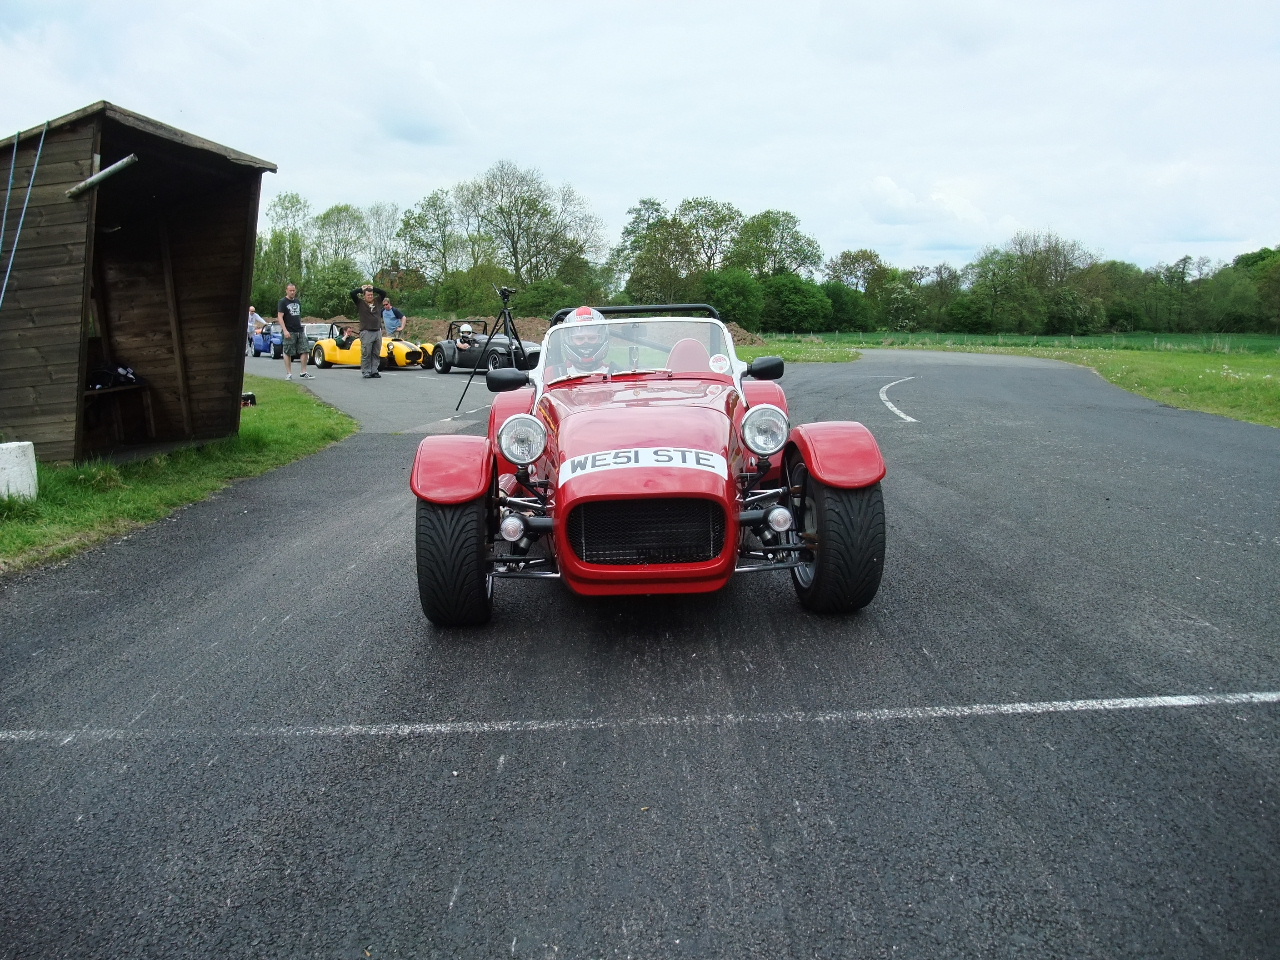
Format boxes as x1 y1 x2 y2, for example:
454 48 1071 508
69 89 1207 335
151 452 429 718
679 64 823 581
0 101 277 172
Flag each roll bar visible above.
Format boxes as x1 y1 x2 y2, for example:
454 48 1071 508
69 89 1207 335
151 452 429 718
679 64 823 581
549 303 721 325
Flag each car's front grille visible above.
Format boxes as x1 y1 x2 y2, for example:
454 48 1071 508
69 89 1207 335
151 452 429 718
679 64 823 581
405 350 422 364
567 498 726 565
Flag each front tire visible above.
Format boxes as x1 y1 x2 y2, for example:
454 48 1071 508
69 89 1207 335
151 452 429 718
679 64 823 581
788 458 885 614
312 346 332 369
433 347 451 373
252 347 261 357
486 351 506 371
416 496 493 627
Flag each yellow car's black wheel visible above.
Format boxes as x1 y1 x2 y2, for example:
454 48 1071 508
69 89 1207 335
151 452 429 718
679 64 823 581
312 346 332 369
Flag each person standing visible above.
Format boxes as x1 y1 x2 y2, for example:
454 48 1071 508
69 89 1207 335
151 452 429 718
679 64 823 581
349 283 387 379
382 297 406 339
246 306 261 353
277 283 313 380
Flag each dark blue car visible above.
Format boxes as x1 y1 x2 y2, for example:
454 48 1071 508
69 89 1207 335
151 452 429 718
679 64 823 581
250 322 283 358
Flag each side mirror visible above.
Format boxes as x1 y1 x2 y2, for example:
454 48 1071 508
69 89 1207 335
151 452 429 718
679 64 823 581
487 367 530 392
746 356 784 380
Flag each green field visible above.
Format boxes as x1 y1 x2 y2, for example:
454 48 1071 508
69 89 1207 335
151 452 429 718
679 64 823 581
747 331 1280 356
737 333 1280 429
0 375 356 575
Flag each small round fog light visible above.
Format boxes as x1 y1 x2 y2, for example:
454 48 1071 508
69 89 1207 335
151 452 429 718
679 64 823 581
766 506 793 533
499 514 527 542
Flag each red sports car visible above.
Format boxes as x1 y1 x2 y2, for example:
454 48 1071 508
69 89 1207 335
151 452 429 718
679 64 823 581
410 304 886 627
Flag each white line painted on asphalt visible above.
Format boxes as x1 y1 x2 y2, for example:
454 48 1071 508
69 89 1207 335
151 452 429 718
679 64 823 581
879 377 918 422
3 692 1278 744
438 405 491 423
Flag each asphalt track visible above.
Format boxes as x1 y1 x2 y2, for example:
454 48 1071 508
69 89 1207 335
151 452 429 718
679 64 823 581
2 350 1278 959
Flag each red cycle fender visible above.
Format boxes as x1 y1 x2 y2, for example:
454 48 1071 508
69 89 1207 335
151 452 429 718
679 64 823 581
410 435 493 504
742 379 788 416
787 421 886 489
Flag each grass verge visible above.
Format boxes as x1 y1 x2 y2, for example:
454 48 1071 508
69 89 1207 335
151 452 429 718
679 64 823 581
0 375 357 575
752 331 1280 355
738 334 1280 429
1005 348 1279 427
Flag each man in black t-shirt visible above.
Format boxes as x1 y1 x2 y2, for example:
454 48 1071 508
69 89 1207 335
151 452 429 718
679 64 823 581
277 283 313 380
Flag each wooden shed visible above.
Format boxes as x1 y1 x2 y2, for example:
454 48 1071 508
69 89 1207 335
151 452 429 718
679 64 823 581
0 102 275 462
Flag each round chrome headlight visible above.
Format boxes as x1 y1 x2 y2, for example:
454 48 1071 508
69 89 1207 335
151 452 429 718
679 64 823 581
741 403 789 457
497 414 547 466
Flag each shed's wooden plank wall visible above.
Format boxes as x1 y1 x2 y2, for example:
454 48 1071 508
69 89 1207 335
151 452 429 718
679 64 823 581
0 121 96 462
95 179 256 444
169 180 256 438
95 226 182 436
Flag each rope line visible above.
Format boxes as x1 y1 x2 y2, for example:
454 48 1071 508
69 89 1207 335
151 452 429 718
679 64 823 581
0 133 17 272
0 121 49 312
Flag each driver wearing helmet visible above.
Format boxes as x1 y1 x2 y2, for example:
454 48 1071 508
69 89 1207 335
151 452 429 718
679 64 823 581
561 306 614 376
456 322 475 352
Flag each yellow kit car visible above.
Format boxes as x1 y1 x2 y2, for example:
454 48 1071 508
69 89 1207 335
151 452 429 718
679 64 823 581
310 324 433 370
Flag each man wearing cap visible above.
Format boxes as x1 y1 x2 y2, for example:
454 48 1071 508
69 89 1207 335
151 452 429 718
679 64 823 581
349 283 388 379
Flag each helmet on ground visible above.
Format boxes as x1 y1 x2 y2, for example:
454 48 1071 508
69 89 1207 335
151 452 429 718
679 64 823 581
564 308 610 368
459 323 473 337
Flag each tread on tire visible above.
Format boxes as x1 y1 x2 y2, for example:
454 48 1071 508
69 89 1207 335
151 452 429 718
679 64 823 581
416 496 492 627
790 460 885 614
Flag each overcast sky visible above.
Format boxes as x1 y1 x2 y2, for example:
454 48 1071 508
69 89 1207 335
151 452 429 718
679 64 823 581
3 0 1277 270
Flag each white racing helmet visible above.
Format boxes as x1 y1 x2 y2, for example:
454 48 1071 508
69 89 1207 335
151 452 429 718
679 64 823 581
459 323 473 337
563 306 609 368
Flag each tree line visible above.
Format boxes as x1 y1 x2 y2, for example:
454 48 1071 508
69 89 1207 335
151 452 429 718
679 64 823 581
251 160 608 320
252 163 1280 335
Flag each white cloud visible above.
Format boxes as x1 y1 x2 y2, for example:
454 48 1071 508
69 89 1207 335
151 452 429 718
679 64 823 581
2 0 1277 269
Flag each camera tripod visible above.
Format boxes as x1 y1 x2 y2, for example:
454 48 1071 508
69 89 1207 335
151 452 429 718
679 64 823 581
456 285 529 410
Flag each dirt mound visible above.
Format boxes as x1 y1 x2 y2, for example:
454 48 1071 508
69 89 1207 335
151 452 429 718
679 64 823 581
726 322 765 346
402 316 550 345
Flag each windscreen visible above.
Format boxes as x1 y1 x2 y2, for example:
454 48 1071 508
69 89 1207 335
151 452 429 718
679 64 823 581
544 319 732 379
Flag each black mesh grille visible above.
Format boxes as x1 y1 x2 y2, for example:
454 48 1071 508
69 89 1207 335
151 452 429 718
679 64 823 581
567 498 727 565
